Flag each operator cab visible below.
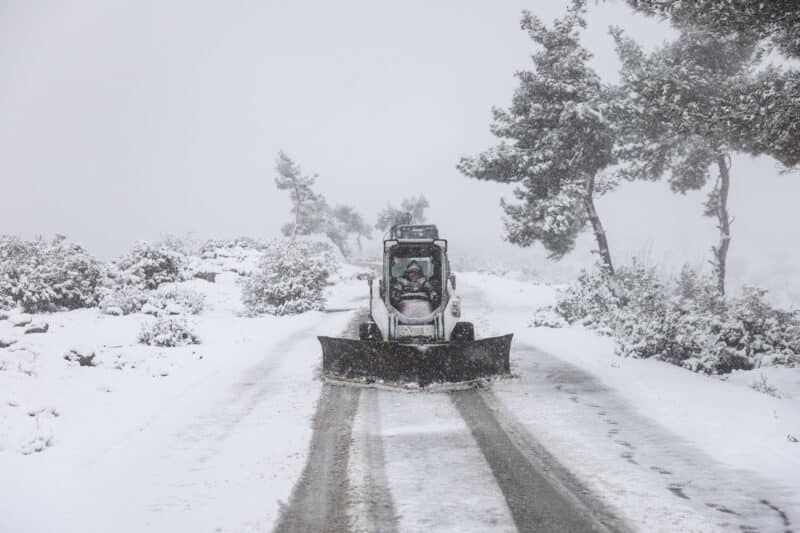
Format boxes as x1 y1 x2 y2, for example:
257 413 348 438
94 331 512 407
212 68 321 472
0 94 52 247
383 224 449 321
389 247 443 317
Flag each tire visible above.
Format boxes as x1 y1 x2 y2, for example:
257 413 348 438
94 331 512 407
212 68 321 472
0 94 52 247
451 321 475 342
359 322 381 341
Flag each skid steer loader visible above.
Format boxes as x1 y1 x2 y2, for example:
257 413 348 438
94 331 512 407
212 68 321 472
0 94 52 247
319 223 512 387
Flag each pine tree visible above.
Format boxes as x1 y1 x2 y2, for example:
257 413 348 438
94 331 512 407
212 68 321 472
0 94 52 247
730 68 800 167
375 195 430 232
331 205 372 252
622 1 800 167
375 204 405 233
274 151 319 240
625 1 800 59
401 195 430 224
458 1 617 274
611 27 761 295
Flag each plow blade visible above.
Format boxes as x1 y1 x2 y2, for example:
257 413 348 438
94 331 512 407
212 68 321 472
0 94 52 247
319 334 512 388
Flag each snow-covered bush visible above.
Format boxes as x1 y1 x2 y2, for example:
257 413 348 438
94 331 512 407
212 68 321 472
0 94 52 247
241 239 337 316
156 233 201 257
201 237 269 256
198 237 270 277
106 242 185 290
145 286 205 315
555 267 620 331
138 317 200 347
0 235 101 313
98 285 148 316
530 306 567 328
555 262 800 374
720 288 800 368
99 284 205 316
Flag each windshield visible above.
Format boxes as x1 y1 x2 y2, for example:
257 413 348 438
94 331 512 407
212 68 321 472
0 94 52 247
389 245 440 279
387 244 444 313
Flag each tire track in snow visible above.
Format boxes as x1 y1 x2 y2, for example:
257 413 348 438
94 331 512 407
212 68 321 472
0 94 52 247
374 389 518 532
496 340 799 532
451 388 620 533
273 311 368 533
347 388 400 533
273 383 361 533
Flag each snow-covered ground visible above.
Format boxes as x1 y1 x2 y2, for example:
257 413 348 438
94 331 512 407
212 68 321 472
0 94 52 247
3 264 799 532
460 272 800 531
0 269 365 533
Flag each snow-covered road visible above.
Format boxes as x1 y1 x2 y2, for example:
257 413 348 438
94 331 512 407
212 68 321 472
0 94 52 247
3 270 798 532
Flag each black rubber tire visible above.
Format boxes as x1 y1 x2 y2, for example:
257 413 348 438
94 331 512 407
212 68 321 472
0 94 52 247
451 321 475 342
359 322 381 341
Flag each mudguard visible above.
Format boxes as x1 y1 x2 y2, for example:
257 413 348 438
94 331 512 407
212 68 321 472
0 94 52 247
319 334 512 387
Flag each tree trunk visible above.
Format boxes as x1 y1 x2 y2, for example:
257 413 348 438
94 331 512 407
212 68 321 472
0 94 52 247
583 173 615 276
291 183 302 241
713 155 732 296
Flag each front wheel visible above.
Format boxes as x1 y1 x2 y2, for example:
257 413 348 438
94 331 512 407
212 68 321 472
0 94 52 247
359 322 381 341
451 321 475 342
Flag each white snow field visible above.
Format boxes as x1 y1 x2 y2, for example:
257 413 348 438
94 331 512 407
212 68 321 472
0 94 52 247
2 267 799 532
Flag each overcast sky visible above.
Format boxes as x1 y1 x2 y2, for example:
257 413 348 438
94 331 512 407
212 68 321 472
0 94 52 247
1 1 798 302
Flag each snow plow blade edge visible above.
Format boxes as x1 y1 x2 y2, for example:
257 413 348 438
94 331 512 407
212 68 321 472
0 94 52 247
319 335 512 387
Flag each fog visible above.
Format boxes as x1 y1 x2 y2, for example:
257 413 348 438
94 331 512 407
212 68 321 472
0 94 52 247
1 0 798 303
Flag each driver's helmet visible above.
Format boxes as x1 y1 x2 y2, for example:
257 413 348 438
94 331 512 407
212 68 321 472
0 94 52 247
405 261 423 276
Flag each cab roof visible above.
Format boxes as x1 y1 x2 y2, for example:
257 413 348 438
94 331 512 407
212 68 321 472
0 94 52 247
390 224 439 240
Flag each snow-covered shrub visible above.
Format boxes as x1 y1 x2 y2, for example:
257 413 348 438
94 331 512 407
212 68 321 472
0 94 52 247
530 306 566 328
200 237 269 259
107 242 185 290
145 286 205 315
138 317 200 347
99 285 205 317
194 271 217 283
156 233 201 257
241 239 337 316
198 237 270 277
555 261 800 374
0 235 101 313
98 285 148 315
555 267 620 331
719 288 800 369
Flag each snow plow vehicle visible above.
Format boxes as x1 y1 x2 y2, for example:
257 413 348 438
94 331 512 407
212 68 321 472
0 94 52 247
319 223 512 387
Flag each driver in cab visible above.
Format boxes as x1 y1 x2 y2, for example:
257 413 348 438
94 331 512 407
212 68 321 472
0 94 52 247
391 261 437 305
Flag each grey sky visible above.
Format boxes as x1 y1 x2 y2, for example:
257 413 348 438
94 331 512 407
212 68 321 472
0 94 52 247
1 1 798 302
